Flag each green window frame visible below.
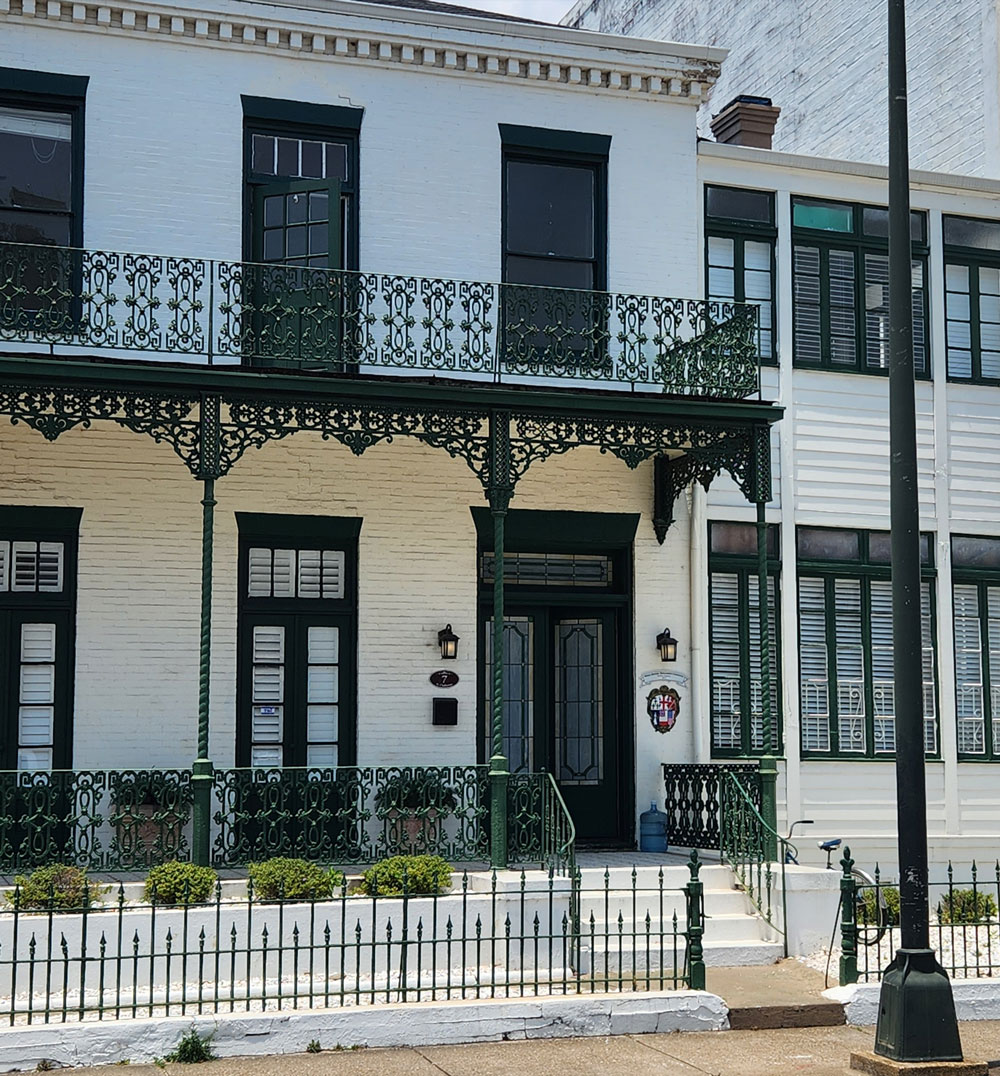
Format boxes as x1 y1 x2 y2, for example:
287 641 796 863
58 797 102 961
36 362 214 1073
235 513 360 768
951 534 1000 759
704 186 777 365
943 215 1000 384
797 526 938 759
792 198 930 376
0 506 81 771
708 521 781 758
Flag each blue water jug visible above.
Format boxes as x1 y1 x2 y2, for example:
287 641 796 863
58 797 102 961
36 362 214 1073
639 801 668 853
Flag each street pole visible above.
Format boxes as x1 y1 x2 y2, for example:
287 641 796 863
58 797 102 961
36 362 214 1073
873 0 962 1061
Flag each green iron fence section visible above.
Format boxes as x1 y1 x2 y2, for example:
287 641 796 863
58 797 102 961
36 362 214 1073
0 241 760 397
0 855 705 1023
661 762 761 850
0 767 574 875
839 855 1000 985
718 771 787 950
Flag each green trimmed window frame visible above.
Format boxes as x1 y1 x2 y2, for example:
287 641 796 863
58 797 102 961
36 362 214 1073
797 526 939 759
791 197 930 377
708 520 781 758
704 185 777 365
950 534 1000 760
0 505 81 771
943 214 1000 384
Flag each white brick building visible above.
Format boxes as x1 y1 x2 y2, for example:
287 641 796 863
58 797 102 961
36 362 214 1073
564 0 1000 179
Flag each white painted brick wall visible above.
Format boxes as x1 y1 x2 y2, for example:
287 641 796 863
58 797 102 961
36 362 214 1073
567 0 996 178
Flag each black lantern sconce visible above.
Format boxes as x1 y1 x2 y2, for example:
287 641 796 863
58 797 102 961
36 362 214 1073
438 624 460 660
656 627 678 662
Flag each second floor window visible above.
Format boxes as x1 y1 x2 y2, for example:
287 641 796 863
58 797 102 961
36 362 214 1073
705 186 776 363
944 215 1000 383
797 527 938 758
792 198 929 376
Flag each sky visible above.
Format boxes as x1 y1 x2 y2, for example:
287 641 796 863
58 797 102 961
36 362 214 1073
452 0 576 24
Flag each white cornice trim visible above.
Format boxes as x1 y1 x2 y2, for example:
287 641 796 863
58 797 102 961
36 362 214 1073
0 0 723 104
698 141 1000 197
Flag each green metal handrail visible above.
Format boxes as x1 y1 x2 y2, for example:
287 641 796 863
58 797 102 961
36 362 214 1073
541 773 577 877
0 240 760 398
719 771 789 953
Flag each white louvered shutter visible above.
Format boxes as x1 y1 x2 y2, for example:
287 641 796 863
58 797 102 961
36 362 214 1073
250 625 285 766
247 547 273 596
793 246 822 364
710 573 741 751
305 625 339 765
748 574 779 752
799 577 830 751
11 542 63 593
18 622 56 769
834 578 865 753
869 580 895 753
828 249 857 367
954 584 985 754
920 582 938 754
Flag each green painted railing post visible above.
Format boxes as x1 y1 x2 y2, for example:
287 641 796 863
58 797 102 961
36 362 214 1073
685 849 706 990
756 501 779 862
839 845 859 986
192 421 218 867
488 412 512 871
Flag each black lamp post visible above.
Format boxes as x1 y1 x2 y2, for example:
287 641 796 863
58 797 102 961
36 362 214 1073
872 0 963 1062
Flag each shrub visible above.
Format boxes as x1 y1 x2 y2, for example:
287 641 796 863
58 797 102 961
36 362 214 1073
144 862 217 905
164 1027 215 1063
360 855 452 897
8 864 103 910
938 888 999 925
248 858 345 901
859 884 900 927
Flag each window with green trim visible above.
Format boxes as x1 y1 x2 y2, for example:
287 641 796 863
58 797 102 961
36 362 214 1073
0 506 80 770
708 521 781 757
943 215 1000 383
951 534 1000 759
705 186 776 364
797 527 938 758
792 198 929 376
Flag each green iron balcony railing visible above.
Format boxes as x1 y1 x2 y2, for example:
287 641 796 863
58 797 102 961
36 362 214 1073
0 241 761 397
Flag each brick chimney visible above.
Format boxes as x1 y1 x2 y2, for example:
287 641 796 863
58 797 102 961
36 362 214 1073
710 95 781 149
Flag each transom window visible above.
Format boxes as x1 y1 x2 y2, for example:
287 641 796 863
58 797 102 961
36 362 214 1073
705 186 777 363
479 552 613 587
708 521 780 757
943 215 1000 383
792 198 929 376
247 547 345 599
797 527 938 758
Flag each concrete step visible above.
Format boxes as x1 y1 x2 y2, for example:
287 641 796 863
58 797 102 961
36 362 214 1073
580 936 783 971
579 912 771 945
576 887 751 920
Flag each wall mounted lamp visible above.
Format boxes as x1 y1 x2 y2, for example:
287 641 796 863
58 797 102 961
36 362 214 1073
656 627 678 662
438 624 460 660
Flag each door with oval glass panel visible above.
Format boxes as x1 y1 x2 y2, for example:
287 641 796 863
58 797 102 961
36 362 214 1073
249 177 342 368
484 606 622 843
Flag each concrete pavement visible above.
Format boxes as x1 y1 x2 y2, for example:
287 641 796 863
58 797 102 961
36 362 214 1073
66 1023 1000 1076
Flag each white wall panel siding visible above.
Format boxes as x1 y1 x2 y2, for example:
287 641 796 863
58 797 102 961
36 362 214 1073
948 384 1000 527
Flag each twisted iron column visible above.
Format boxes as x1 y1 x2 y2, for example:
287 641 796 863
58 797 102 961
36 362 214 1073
756 500 778 860
191 475 216 867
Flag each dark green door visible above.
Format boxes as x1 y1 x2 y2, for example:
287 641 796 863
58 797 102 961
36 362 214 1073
485 606 621 842
249 177 342 367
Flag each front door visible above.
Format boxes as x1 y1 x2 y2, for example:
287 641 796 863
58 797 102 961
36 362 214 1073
484 605 624 843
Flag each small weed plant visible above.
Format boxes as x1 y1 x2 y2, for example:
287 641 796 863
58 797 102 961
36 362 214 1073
164 1027 216 1063
248 858 345 901
306 1040 322 1054
360 855 452 896
144 862 217 905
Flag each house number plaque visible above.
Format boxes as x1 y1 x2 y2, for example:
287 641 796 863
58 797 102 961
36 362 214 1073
430 669 460 688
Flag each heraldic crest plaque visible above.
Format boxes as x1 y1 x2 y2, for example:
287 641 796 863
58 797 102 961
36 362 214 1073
647 685 680 733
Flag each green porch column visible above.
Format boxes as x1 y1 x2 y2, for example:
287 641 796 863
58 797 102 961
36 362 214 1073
756 499 778 861
488 412 512 871
191 476 217 867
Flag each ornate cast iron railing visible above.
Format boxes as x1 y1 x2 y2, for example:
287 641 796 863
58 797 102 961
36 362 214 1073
661 762 761 851
0 241 760 398
0 766 575 874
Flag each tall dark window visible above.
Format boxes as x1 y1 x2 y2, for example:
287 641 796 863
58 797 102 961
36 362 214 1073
943 215 1000 383
705 186 777 363
708 521 780 757
0 507 80 770
236 514 359 768
792 198 929 375
0 68 86 249
797 527 938 758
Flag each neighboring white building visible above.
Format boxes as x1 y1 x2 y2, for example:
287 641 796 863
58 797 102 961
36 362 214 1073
0 0 998 879
563 0 1000 179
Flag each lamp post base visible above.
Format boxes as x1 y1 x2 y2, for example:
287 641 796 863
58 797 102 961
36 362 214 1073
870 949 962 1064
850 1050 986 1075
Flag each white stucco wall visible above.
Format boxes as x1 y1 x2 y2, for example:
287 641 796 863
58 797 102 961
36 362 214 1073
566 0 999 179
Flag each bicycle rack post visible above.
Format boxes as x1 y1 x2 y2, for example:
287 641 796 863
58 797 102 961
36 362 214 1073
839 846 859 986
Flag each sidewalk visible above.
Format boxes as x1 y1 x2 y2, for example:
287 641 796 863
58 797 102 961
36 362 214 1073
67 1023 1000 1076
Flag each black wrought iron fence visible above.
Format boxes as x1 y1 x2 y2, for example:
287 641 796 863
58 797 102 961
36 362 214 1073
0 856 705 1024
0 241 760 397
661 762 761 850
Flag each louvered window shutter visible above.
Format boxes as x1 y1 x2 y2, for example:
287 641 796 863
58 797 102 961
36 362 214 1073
709 572 741 751
953 583 985 754
834 578 865 753
250 625 285 767
869 580 895 753
793 246 822 364
828 249 857 367
10 542 63 593
920 582 938 754
799 577 830 752
18 622 57 770
305 625 339 766
247 547 345 599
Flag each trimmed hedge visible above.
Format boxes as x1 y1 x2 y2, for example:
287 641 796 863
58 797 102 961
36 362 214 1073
248 858 345 901
360 855 452 897
938 888 998 925
144 862 217 905
7 864 104 910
